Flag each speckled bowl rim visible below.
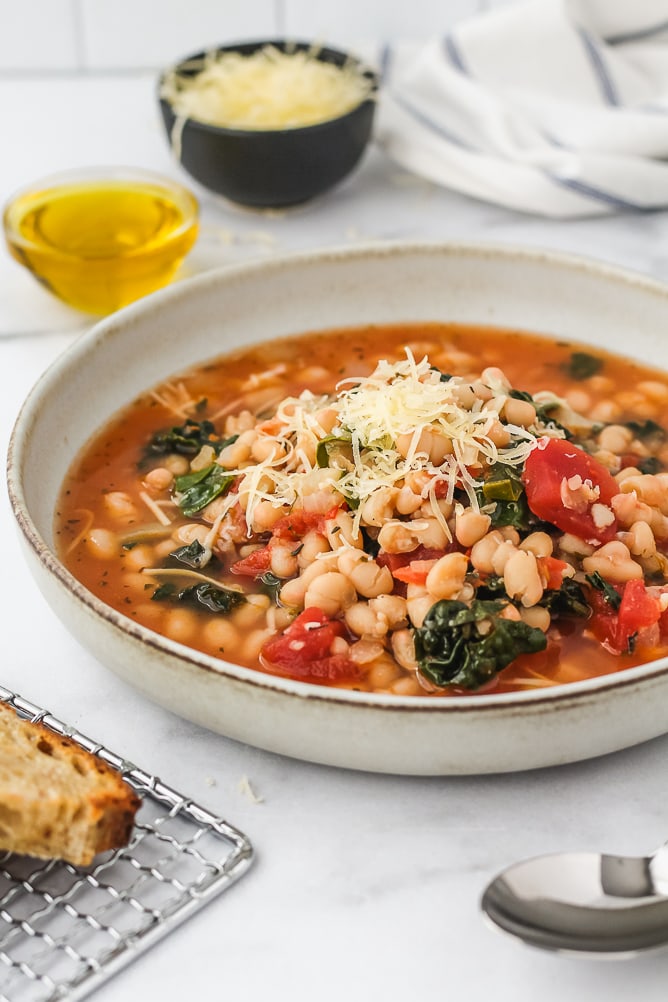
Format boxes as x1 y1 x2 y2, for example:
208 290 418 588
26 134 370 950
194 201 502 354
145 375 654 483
8 240 668 721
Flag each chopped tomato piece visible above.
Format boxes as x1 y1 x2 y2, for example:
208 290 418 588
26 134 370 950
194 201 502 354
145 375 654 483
587 586 621 650
588 579 661 654
378 546 446 574
522 437 618 543
261 607 359 684
230 546 271 577
619 453 643 471
271 504 341 541
537 555 572 591
392 559 439 585
617 579 661 648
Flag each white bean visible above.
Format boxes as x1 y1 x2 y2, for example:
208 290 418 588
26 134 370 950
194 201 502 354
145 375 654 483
455 509 491 548
425 552 469 600
582 541 643 582
304 572 357 617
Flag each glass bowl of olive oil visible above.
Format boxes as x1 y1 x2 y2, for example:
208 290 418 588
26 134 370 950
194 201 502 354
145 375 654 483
3 167 199 315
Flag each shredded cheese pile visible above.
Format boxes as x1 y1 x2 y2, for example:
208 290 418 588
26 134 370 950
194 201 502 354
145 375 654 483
161 45 375 131
335 352 536 521
214 351 540 535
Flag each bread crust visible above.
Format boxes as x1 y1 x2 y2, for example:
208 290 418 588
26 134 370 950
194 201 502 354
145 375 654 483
0 701 141 866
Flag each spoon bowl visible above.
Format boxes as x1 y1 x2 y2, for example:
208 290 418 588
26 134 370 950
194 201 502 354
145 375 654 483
481 844 668 956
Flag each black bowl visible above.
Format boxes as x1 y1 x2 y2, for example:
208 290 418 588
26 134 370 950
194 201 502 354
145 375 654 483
158 40 379 209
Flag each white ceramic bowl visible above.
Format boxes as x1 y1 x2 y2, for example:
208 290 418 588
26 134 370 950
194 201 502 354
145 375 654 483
8 243 668 775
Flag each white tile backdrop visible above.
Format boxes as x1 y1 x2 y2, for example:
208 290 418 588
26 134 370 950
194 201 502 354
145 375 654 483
0 0 513 72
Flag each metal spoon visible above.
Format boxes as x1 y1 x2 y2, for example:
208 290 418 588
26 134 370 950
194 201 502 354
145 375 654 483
481 843 668 955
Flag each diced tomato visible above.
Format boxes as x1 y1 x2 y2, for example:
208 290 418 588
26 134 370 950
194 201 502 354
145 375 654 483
377 546 446 574
230 546 271 577
660 605 668 639
588 579 661 654
433 479 451 499
617 579 661 648
271 504 342 541
619 453 643 471
537 555 572 591
260 607 360 684
392 559 439 585
587 586 621 650
522 437 618 543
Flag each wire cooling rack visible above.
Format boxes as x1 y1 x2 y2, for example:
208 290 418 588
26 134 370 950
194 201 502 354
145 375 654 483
0 687 254 1002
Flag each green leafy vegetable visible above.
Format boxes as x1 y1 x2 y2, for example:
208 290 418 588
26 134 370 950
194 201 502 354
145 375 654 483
562 352 603 381
316 436 353 470
143 418 227 459
413 599 547 690
624 420 666 449
490 495 532 530
539 577 590 618
472 575 507 601
476 464 530 529
177 582 245 615
360 526 381 558
508 389 534 406
174 465 234 517
481 464 524 503
509 389 573 440
167 539 209 570
585 571 621 610
259 571 282 602
638 456 663 475
152 580 245 615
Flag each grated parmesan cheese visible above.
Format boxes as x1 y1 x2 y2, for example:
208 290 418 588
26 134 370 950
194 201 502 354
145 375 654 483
216 350 540 536
160 45 375 132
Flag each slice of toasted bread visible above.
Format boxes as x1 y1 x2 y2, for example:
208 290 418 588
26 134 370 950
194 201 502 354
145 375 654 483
0 701 141 867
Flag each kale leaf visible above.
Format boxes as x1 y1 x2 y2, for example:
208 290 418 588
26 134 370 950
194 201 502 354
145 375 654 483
472 574 507 601
413 599 547 690
585 571 621 610
177 582 245 615
509 389 573 440
487 495 532 530
476 464 531 530
259 571 282 602
174 464 234 517
166 539 210 570
539 577 590 618
638 456 663 475
625 419 666 446
561 352 603 381
316 436 353 470
152 580 245 615
143 418 224 458
481 463 524 503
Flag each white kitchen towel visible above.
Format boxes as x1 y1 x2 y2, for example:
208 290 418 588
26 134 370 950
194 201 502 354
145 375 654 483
375 0 668 217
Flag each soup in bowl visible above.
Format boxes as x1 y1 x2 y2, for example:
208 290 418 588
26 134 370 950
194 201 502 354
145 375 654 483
56 322 668 697
9 244 668 774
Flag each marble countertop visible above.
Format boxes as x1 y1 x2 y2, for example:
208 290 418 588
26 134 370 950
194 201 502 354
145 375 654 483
3 72 668 1002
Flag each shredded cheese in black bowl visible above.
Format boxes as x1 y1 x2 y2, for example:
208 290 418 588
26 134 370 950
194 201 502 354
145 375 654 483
158 40 379 209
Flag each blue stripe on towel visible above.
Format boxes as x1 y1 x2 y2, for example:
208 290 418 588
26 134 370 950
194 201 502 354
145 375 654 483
390 91 477 152
379 43 392 84
442 34 469 74
577 28 620 106
386 87 655 213
545 173 650 212
607 18 668 45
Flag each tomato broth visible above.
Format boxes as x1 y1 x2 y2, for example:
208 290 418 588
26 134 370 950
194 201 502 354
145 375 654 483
56 323 668 695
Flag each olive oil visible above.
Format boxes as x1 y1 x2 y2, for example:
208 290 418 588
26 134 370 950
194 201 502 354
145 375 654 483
4 174 198 314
